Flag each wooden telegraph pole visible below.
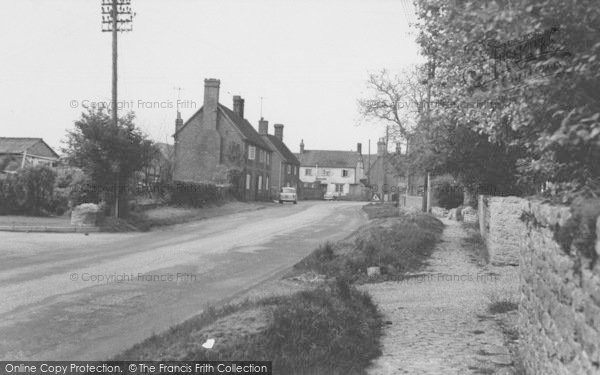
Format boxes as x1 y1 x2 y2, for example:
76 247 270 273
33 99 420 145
101 0 133 217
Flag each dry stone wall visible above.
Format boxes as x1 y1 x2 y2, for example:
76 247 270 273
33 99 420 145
519 201 600 375
479 195 600 374
478 196 528 266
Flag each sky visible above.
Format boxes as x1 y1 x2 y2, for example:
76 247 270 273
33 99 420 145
0 0 421 155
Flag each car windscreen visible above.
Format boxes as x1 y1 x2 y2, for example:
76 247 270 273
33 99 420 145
281 188 296 193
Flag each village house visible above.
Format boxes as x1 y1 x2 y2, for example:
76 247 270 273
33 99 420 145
0 137 59 174
258 118 300 199
173 79 273 201
366 138 404 201
366 137 426 205
295 141 366 200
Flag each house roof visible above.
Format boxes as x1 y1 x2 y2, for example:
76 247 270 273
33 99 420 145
218 104 272 151
295 150 362 168
263 135 300 165
173 105 271 151
0 137 59 158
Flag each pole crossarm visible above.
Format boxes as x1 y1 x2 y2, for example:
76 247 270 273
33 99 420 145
101 0 134 32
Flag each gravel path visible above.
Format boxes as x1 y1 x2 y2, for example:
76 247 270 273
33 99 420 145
361 218 519 375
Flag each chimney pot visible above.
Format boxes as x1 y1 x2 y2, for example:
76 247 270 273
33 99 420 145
357 143 362 154
300 139 305 153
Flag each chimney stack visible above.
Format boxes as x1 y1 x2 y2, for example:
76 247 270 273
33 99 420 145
300 139 305 153
357 143 362 154
203 78 220 129
274 124 284 141
175 111 184 133
377 137 386 156
258 117 268 135
233 95 245 118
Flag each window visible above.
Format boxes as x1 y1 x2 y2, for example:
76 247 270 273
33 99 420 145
248 146 256 160
266 153 270 165
293 166 297 175
335 184 344 193
287 165 291 174
342 169 349 177
258 175 263 190
305 168 312 176
245 174 251 190
266 175 269 189
259 149 265 162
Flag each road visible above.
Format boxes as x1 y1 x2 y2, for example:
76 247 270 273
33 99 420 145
0 201 366 360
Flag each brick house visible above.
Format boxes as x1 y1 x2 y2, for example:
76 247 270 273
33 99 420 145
258 118 300 199
0 137 59 174
173 79 273 201
295 141 366 199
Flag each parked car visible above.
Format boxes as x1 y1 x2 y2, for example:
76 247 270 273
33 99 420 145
279 187 297 204
324 191 341 201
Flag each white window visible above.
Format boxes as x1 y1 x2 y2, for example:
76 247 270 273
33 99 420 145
266 175 270 189
305 168 312 176
342 169 349 177
245 174 251 190
287 165 291 174
266 153 270 165
293 166 297 175
335 183 344 193
248 146 256 160
258 175 263 190
259 149 265 162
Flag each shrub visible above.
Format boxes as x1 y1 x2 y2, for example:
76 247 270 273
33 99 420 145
433 176 464 209
166 181 230 207
0 165 57 215
51 166 96 215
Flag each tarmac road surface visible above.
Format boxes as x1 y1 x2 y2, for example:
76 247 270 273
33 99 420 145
0 201 366 360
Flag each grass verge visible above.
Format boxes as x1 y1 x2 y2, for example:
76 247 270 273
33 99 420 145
294 208 444 282
116 281 382 375
462 222 490 265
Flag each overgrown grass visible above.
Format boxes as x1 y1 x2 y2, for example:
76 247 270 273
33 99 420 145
362 203 399 219
487 290 519 314
295 210 444 282
116 282 382 375
462 223 490 265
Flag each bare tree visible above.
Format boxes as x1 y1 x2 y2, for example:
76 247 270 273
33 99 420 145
358 67 427 145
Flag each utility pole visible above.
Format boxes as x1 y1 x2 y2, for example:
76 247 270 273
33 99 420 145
424 57 436 213
102 0 134 218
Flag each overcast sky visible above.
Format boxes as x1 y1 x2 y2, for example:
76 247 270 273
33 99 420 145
0 0 421 154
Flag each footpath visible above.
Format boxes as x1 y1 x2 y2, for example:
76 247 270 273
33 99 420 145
361 218 520 375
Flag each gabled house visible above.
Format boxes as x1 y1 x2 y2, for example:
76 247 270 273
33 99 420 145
258 118 300 199
173 79 273 201
0 137 59 173
366 138 425 203
295 141 365 199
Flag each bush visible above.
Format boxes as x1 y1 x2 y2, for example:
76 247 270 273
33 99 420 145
51 166 96 215
0 165 57 215
433 176 463 209
166 181 230 207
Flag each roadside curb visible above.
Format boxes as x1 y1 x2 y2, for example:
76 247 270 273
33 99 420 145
0 225 101 233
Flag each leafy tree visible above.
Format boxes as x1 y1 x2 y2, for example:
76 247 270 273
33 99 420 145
413 0 600 200
63 108 157 217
